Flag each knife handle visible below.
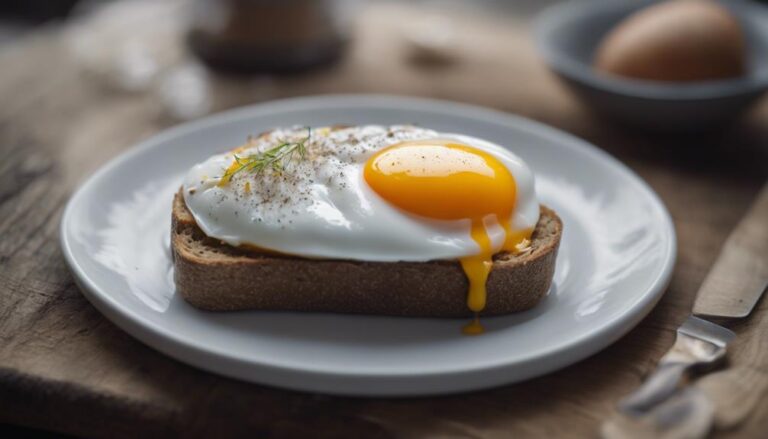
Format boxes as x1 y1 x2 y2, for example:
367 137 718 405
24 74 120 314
619 362 689 415
603 387 715 439
618 319 730 417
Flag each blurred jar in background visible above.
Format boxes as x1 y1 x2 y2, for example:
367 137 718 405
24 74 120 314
188 0 355 74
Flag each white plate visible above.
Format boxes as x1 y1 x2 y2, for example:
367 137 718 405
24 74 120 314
60 95 675 396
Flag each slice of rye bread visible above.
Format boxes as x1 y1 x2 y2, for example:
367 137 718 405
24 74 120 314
172 190 562 317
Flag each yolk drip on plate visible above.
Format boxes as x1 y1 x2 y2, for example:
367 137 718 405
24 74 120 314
364 140 532 334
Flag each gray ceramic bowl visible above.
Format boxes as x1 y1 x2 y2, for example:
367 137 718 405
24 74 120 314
534 0 768 131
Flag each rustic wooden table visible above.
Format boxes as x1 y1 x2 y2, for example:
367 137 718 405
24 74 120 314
1 2 766 438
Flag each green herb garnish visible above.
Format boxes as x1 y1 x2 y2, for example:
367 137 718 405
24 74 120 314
218 127 311 186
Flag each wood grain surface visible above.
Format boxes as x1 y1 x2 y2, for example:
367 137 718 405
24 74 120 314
1 2 767 438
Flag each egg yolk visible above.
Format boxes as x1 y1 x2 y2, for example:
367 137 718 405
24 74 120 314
364 140 531 329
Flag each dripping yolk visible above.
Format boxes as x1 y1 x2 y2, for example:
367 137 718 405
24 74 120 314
364 140 531 317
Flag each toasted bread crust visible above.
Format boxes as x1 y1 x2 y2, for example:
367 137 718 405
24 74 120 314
172 190 562 317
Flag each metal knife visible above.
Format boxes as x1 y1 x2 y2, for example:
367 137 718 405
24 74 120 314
619 182 768 416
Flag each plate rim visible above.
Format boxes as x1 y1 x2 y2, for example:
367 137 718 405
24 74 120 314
60 94 676 395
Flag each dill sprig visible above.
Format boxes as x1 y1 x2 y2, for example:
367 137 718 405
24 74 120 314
218 127 311 186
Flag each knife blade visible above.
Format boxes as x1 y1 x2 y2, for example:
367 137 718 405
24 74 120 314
693 184 768 319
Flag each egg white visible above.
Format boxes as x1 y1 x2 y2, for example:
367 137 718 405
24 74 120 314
182 125 539 262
